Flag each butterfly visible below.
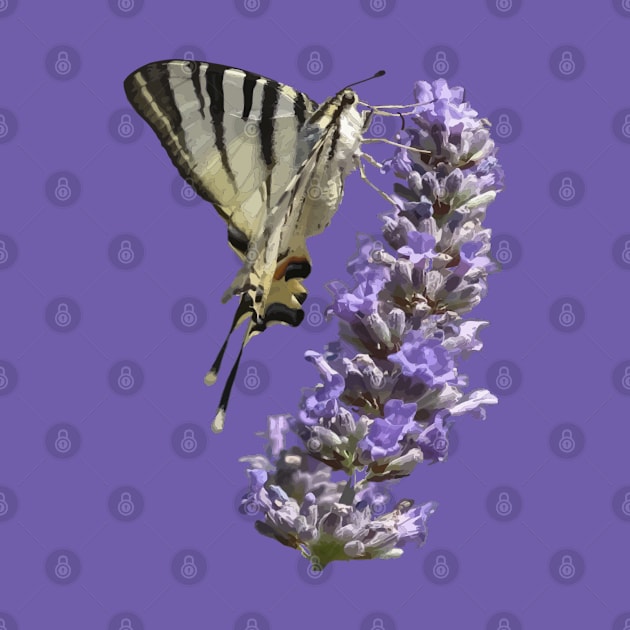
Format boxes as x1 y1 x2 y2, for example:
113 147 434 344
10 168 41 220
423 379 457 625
124 59 420 432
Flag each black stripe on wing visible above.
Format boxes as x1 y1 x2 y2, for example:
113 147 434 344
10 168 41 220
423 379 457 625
241 73 259 120
205 66 237 186
260 80 280 167
190 63 206 120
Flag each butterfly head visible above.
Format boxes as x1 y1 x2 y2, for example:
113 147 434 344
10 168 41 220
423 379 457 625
340 89 358 106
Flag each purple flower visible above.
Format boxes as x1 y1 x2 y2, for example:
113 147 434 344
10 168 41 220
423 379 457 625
328 267 390 322
301 351 345 419
388 330 457 387
358 399 418 459
397 231 436 269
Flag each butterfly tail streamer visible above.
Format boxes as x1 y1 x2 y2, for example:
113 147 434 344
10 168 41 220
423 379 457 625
204 292 254 387
211 318 258 433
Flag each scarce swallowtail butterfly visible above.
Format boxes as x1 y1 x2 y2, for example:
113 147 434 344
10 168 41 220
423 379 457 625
124 59 418 433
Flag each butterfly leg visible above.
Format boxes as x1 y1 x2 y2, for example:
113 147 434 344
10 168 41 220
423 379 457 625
358 98 437 109
360 152 384 169
362 138 431 154
357 157 398 208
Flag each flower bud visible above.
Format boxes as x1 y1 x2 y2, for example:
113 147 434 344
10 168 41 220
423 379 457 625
344 540 365 558
445 168 463 194
421 171 439 199
387 307 406 339
364 312 392 347
394 259 414 286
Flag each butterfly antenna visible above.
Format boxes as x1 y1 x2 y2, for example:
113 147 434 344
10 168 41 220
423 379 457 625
204 295 252 386
211 321 253 433
343 70 386 91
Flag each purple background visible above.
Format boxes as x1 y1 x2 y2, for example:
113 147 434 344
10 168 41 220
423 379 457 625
1 0 630 628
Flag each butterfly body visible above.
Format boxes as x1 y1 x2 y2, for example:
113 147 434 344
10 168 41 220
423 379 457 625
124 59 375 431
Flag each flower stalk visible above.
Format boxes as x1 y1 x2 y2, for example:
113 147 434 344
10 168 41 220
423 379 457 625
239 79 504 567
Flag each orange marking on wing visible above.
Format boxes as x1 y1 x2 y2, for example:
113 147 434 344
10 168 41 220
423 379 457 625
273 257 307 281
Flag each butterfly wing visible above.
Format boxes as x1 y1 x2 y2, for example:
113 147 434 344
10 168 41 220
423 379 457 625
123 59 319 267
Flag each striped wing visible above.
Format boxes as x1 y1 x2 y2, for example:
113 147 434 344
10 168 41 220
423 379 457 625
123 59 319 254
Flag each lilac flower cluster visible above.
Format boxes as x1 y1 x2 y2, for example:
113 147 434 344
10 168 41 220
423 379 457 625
241 78 504 567
240 416 437 567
